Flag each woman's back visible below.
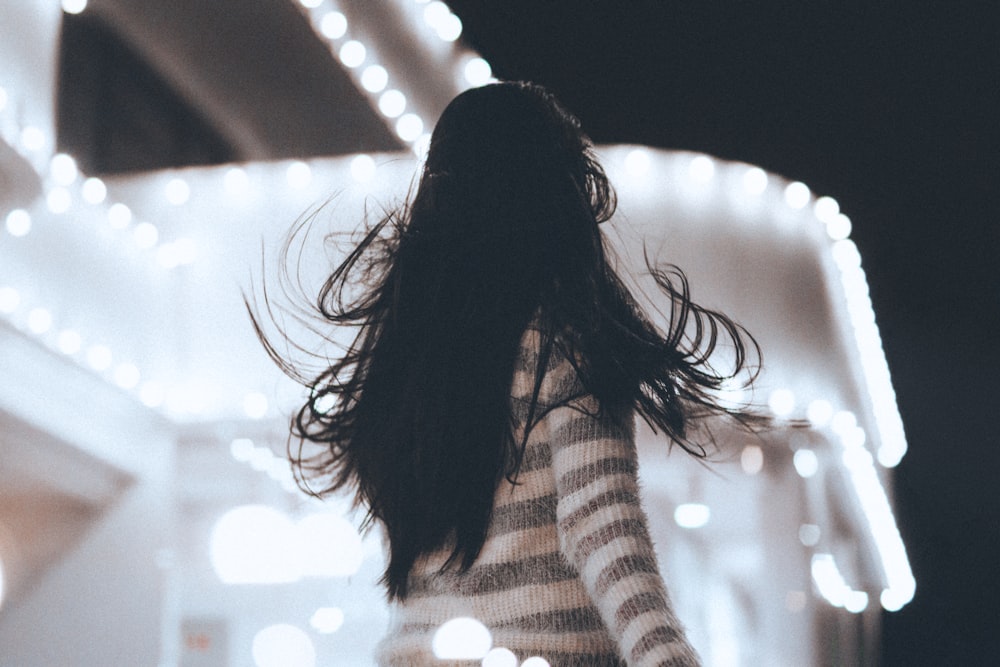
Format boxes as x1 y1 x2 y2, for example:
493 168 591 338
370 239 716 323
376 326 701 666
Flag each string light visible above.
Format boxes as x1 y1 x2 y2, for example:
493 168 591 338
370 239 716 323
319 11 348 40
4 209 31 237
360 65 389 93
378 89 406 118
463 57 493 87
81 177 107 204
742 166 768 195
338 40 366 69
61 0 88 14
784 181 811 209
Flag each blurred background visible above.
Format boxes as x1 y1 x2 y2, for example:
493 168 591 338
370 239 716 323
0 1 996 665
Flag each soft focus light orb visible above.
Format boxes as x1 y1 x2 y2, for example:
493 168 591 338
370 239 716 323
252 624 315 667
432 617 492 660
423 2 451 31
807 399 834 427
27 308 52 334
320 11 347 39
0 287 20 314
139 381 165 408
844 590 869 613
244 391 269 419
674 503 710 529
767 388 796 416
624 149 651 178
793 449 819 478
230 438 254 462
81 177 107 204
798 523 821 546
108 202 132 228
813 195 840 223
688 155 715 183
173 237 198 264
297 513 364 577
395 113 424 142
298 0 321 8
521 658 551 667
481 647 518 667
165 177 190 205
46 187 71 214
20 126 46 152
740 444 764 475
310 607 345 634
338 40 366 68
830 410 857 435
211 505 300 584
62 0 87 14
742 166 768 195
361 65 389 93
350 154 376 183
50 153 78 185
5 209 31 237
224 166 249 195
286 161 312 189
133 222 159 249
156 243 181 269
784 181 811 209
86 344 113 371
436 13 463 41
827 213 852 240
378 89 406 118
113 363 140 389
57 329 82 355
464 57 493 87
0 86 7 112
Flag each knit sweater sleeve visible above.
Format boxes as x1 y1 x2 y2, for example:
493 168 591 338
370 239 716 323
543 359 702 667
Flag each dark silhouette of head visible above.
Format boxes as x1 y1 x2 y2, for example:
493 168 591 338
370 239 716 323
251 81 761 600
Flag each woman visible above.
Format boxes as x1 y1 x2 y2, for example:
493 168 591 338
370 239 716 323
256 82 760 665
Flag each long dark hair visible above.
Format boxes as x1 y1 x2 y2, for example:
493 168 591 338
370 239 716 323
250 82 761 599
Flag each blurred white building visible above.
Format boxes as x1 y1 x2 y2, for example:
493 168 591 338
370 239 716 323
0 2 912 665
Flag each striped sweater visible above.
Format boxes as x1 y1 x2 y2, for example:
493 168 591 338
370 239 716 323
375 326 701 666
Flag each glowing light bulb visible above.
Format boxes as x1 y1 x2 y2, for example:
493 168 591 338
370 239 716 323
464 57 493 87
813 196 840 223
62 0 87 13
113 363 140 389
139 381 165 408
50 153 78 185
767 388 795 416
20 126 45 152
46 187 71 214
27 308 52 334
310 607 345 634
361 65 388 92
395 113 424 142
81 177 107 204
522 658 551 667
378 90 406 118
625 149 651 177
86 344 113 371
807 399 834 427
5 209 31 237
350 154 376 183
57 329 82 355
798 523 821 546
0 287 21 314
481 648 518 667
108 202 132 228
165 177 190 205
793 449 819 478
286 161 312 189
338 40 366 68
740 444 764 475
688 155 715 183
784 181 811 209
674 503 710 528
436 13 463 41
742 166 768 195
133 222 159 249
320 11 347 39
252 624 315 667
431 617 492 660
244 392 269 419
827 213 852 240
224 166 249 195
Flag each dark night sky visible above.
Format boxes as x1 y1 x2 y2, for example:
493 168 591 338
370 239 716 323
445 2 998 664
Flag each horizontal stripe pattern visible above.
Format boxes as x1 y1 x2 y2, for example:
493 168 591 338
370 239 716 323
377 327 700 666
